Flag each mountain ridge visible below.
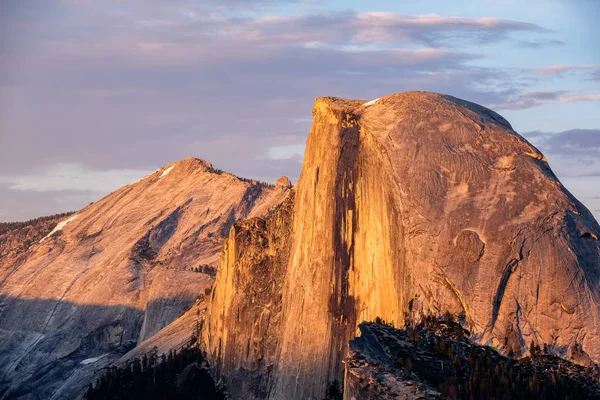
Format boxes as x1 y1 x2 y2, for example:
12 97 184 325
0 156 291 399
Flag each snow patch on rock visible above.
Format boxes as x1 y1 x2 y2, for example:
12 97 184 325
80 354 107 365
363 98 380 107
128 168 161 186
40 214 78 243
159 166 174 179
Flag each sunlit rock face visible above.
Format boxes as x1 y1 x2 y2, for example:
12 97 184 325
0 158 289 399
203 193 295 399
203 92 600 399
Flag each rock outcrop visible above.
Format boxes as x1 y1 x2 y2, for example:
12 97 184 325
203 92 600 399
344 321 600 399
203 193 295 399
0 158 290 399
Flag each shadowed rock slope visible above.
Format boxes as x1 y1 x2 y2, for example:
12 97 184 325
345 320 600 399
203 92 600 399
0 158 290 399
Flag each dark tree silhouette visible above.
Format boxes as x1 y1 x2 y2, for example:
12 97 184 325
86 344 224 400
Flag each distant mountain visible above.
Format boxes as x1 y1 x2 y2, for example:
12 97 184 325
0 158 290 399
202 92 600 399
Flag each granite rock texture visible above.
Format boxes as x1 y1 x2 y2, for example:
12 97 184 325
0 158 289 399
203 92 600 399
203 193 295 399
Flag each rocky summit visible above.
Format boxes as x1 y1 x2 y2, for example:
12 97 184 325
203 91 600 399
1 91 599 400
0 158 290 399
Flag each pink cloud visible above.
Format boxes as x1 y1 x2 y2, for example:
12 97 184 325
494 91 600 109
533 64 600 76
558 94 600 103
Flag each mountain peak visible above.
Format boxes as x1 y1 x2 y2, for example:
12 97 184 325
164 157 214 174
276 176 292 189
0 153 291 399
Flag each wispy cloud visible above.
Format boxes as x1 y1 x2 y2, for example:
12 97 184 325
516 38 565 48
0 8 550 69
0 164 151 192
533 64 600 77
558 94 600 102
493 91 600 109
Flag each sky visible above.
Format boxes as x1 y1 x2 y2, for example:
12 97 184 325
0 0 599 221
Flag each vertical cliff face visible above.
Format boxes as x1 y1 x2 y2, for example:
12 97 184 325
274 98 411 399
203 192 294 399
203 91 600 400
